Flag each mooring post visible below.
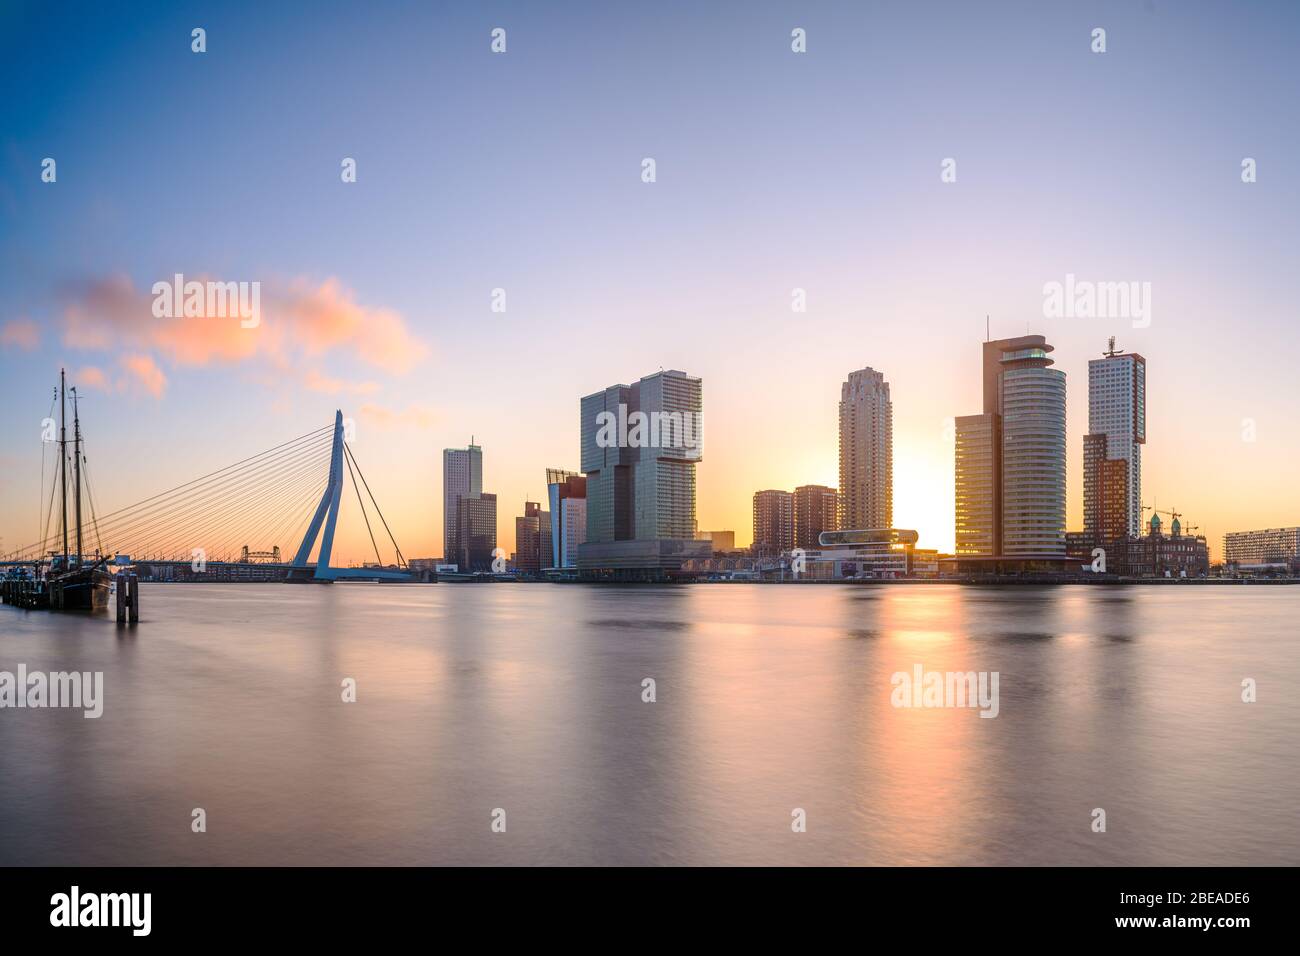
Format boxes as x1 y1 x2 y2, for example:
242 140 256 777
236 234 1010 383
128 573 139 623
116 572 126 624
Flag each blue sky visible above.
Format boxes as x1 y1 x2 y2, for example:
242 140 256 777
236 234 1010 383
2 0 1298 560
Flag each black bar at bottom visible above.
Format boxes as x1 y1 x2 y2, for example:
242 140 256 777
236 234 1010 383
0 866 1284 941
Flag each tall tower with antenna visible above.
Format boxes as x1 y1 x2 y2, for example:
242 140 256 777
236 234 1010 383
1084 338 1146 543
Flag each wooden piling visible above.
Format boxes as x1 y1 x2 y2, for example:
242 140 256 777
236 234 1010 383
128 573 139 623
116 573 126 624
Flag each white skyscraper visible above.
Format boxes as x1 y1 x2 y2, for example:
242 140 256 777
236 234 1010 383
838 368 893 530
1085 339 1146 542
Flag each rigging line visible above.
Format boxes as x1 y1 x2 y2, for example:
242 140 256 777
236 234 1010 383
86 436 333 550
279 491 325 563
35 457 58 561
120 455 325 562
262 462 330 551
78 432 333 541
344 441 383 568
104 451 327 561
203 463 329 559
81 453 104 557
127 449 331 559
344 443 407 569
206 465 326 558
8 428 334 555
37 386 56 555
140 442 331 548
62 424 332 527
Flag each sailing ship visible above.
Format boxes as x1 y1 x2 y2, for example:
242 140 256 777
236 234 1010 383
43 369 112 611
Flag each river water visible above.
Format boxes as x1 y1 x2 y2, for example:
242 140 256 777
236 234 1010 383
0 583 1295 865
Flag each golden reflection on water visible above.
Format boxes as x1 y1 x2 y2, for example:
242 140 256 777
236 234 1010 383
1 582 1296 865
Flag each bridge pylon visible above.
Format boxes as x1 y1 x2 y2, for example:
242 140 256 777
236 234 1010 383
287 411 411 583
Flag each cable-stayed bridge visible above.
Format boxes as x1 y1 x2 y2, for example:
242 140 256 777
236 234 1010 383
1 411 412 582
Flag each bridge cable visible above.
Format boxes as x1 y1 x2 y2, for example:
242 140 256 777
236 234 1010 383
344 443 407 569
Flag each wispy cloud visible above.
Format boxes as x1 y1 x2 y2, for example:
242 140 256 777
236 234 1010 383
120 354 167 397
59 274 430 397
303 368 382 396
72 356 168 397
1 318 40 351
358 403 439 430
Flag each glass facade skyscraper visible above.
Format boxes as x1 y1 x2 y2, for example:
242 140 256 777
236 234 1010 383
955 335 1067 563
577 370 708 578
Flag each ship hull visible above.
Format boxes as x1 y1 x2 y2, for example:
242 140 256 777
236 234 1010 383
49 567 112 611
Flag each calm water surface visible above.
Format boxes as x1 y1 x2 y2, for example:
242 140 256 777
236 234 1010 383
1 583 1296 865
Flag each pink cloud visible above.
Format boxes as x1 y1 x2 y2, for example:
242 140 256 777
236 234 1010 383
60 273 429 378
119 354 167 397
358 403 438 430
1 318 40 351
303 368 382 396
75 366 111 391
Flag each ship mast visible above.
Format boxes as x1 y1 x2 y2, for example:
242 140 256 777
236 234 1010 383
73 386 83 563
60 368 68 563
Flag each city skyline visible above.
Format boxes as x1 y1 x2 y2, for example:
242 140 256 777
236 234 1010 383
0 328 1290 566
4 2 1299 564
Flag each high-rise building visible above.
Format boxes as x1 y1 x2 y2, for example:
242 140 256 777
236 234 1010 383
1084 339 1146 543
954 334 1067 566
752 490 794 555
546 468 587 569
577 369 708 578
1223 527 1300 568
455 491 497 571
793 484 838 550
954 413 1000 555
839 368 893 530
442 441 482 562
514 501 548 573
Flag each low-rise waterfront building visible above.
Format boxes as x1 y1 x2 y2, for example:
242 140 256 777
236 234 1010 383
1223 527 1300 573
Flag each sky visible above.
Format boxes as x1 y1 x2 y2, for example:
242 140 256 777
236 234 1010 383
2 0 1298 564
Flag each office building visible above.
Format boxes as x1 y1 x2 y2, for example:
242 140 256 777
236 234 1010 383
839 368 893 530
514 501 549 574
455 492 497 571
442 441 482 563
954 413 1000 555
752 489 794 556
546 469 587 569
1084 338 1146 543
793 484 838 551
953 334 1067 569
577 369 709 579
1223 527 1300 570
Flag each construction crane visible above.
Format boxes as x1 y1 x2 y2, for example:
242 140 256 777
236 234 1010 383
1103 336 1126 357
1142 504 1185 536
1142 504 1182 521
